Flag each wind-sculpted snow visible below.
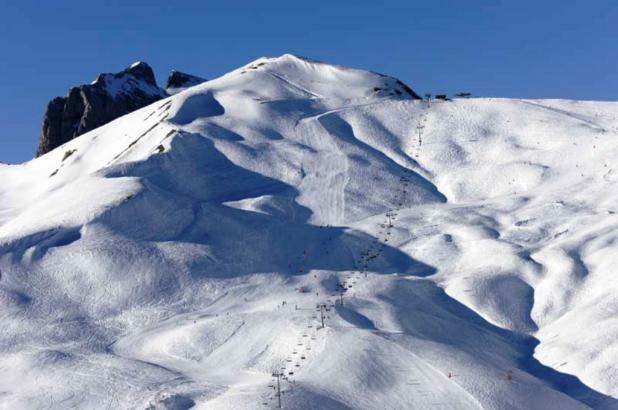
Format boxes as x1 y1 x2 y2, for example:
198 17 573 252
0 55 617 409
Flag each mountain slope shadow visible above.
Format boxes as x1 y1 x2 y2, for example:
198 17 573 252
103 132 289 204
168 197 432 278
317 112 447 203
380 279 618 409
0 227 82 263
168 91 225 125
100 132 431 277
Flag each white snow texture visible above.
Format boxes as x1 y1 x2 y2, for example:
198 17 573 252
0 54 616 410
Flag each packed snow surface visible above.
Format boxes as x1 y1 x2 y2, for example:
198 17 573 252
0 54 617 409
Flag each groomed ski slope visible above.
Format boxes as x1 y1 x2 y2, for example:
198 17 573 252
0 54 617 409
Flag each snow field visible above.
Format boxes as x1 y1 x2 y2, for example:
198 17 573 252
0 54 617 409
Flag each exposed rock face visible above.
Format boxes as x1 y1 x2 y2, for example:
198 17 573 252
35 62 167 157
165 70 207 95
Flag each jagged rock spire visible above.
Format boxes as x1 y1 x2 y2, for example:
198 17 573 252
35 62 166 157
165 70 207 94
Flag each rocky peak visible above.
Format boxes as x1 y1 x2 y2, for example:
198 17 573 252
165 70 207 94
124 61 158 87
35 62 208 157
35 62 167 157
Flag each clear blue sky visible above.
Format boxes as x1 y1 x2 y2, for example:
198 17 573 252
1 0 616 163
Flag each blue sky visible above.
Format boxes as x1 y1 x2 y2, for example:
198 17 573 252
1 0 616 163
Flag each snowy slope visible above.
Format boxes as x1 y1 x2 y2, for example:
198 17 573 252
0 54 617 410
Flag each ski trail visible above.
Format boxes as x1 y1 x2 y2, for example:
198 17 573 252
268 72 323 99
519 99 606 131
295 112 350 225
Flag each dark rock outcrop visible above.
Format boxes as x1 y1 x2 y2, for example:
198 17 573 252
165 70 207 94
35 62 167 157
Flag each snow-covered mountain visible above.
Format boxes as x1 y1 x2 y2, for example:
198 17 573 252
1 54 617 409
